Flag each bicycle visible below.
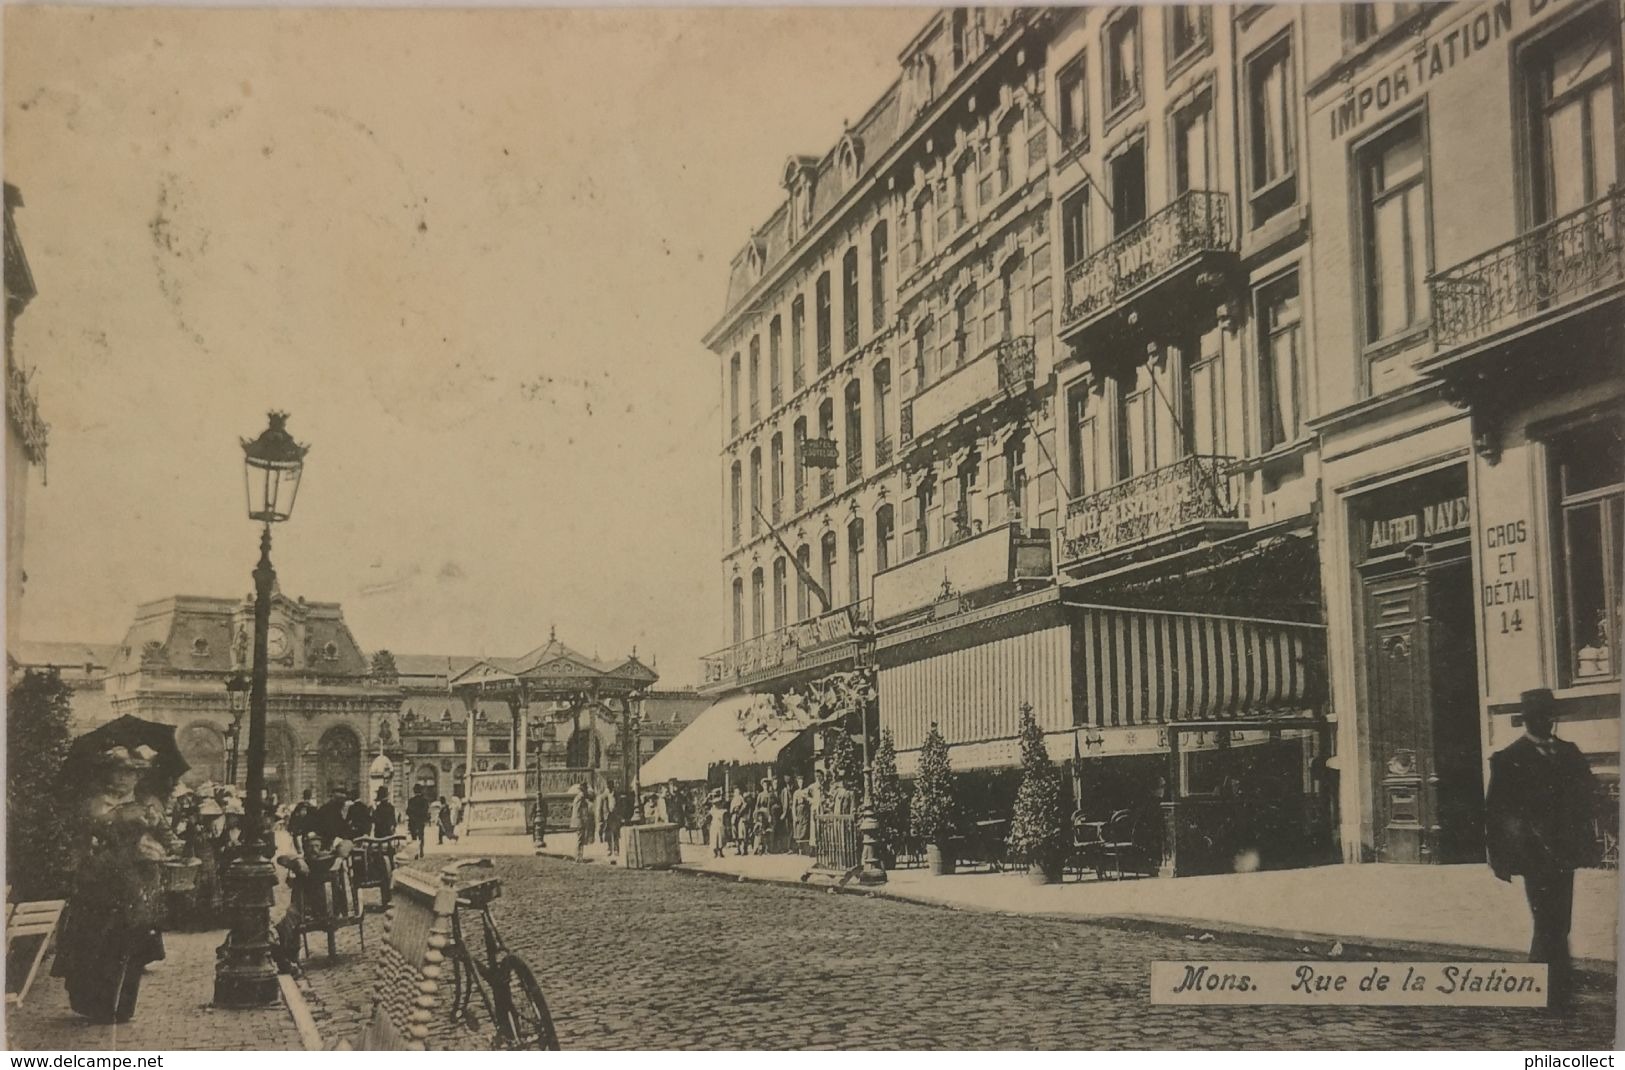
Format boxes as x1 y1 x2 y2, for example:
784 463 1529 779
444 858 560 1050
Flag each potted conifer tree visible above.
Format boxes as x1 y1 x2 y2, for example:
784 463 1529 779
910 723 957 875
870 729 906 866
1008 703 1067 884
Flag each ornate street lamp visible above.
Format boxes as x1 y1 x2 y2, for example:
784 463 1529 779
224 671 249 785
215 411 308 1009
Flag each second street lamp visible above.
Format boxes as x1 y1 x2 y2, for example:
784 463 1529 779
224 671 248 785
215 411 308 1010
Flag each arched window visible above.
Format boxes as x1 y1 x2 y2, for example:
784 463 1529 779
998 109 1026 195
870 222 889 329
792 416 808 510
952 153 975 229
729 353 742 436
818 397 836 499
769 315 783 407
820 531 838 608
795 544 812 620
770 432 785 522
913 317 935 390
815 272 833 370
748 336 761 422
875 504 896 572
843 379 863 484
729 460 743 545
954 285 977 367
847 519 866 605
749 447 763 535
751 567 766 638
912 187 935 264
873 360 892 462
731 576 745 643
842 247 860 352
318 725 362 797
772 557 788 629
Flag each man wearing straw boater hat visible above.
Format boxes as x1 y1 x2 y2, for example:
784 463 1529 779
1485 687 1599 1009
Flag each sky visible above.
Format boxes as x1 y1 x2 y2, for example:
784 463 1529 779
3 4 930 685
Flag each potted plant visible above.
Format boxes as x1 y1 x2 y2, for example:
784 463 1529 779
1008 703 1067 884
870 729 906 867
910 723 957 875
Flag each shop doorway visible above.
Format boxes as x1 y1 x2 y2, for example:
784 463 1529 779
1362 552 1484 863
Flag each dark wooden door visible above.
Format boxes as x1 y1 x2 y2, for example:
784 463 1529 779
1365 570 1433 863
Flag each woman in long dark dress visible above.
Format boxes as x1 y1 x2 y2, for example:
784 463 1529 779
53 746 170 1023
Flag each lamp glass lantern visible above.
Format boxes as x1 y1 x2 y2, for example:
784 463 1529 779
241 412 309 524
226 671 250 717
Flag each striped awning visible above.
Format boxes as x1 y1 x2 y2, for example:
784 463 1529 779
1071 603 1324 727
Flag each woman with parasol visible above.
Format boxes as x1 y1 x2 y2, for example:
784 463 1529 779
51 744 178 1023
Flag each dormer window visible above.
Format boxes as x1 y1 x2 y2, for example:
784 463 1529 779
191 637 209 658
837 134 863 184
323 641 339 660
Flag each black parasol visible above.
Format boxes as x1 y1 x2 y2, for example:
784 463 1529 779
64 714 190 784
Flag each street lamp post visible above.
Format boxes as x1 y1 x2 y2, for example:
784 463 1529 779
215 411 308 1009
224 671 249 785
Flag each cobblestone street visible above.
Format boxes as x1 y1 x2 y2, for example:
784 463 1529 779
300 856 1616 1050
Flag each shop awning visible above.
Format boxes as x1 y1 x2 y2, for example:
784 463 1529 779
1070 602 1325 727
638 693 809 784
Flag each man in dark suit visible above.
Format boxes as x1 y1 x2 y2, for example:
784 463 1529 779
371 786 398 838
406 785 431 857
1484 687 1599 1008
312 787 350 847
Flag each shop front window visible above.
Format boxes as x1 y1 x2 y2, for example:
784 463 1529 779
1553 421 1624 683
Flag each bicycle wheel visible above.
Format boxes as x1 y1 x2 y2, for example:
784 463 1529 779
448 910 477 1028
495 955 560 1051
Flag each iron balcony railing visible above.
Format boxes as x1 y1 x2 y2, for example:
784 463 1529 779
1061 189 1233 331
794 483 806 512
771 381 783 408
1429 188 1625 350
817 339 832 372
875 434 894 467
1062 454 1239 564
6 356 47 465
847 451 863 484
771 498 782 525
820 470 835 499
701 599 873 686
792 360 806 391
905 335 1036 447
899 402 914 447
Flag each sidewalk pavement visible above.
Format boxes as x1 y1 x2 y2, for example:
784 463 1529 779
5 927 310 1052
534 832 1618 972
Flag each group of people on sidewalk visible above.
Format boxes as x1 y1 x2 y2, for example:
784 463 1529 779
703 771 855 860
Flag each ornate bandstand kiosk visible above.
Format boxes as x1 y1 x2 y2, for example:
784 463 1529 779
448 631 658 837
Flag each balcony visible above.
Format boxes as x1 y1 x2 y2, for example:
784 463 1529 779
905 335 1036 452
701 599 872 690
794 483 806 512
819 470 834 499
771 499 782 525
6 356 47 465
875 434 894 468
1061 455 1242 568
899 402 914 447
1428 189 1625 353
873 521 1052 623
771 382 783 408
817 339 832 373
792 360 805 391
1060 189 1234 336
846 451 863 484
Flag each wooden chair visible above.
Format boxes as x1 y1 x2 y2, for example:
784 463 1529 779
281 852 365 959
5 896 66 1006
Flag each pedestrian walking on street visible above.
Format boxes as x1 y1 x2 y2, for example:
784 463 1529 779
406 785 430 857
791 775 812 854
600 779 623 859
570 785 593 863
1485 687 1599 1009
707 790 728 858
371 786 398 838
54 746 171 1024
437 795 458 843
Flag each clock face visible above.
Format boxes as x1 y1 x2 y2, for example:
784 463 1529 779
266 625 290 659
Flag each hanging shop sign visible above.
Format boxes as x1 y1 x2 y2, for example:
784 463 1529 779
801 438 839 468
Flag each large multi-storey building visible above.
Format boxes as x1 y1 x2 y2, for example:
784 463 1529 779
699 2 1620 876
702 7 1336 876
1302 0 1621 866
